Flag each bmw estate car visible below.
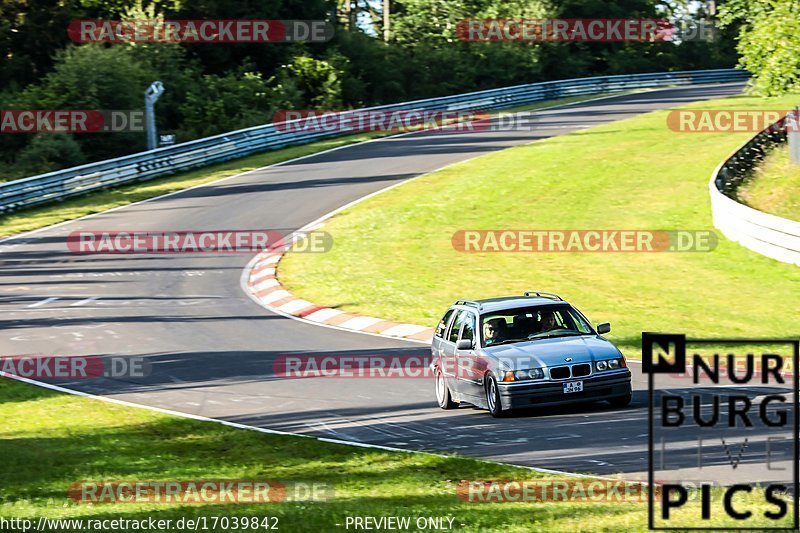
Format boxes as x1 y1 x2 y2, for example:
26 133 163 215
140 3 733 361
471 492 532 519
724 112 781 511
431 292 632 417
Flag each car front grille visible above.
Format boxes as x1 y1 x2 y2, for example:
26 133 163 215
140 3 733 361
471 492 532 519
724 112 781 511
548 363 592 380
572 363 591 377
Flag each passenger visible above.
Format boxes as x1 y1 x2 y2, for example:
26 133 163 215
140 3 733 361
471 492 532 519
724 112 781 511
483 318 507 345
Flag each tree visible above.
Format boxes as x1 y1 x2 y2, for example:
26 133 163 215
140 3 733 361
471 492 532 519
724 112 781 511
719 0 800 96
167 0 336 76
275 55 343 108
0 0 80 89
179 69 275 139
11 45 155 160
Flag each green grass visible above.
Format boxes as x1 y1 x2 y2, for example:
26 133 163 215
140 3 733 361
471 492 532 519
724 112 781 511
740 144 800 220
280 93 800 353
0 93 628 240
0 378 789 532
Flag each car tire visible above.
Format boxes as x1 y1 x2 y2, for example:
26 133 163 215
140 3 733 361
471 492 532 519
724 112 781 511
435 368 458 409
486 375 511 418
608 393 632 408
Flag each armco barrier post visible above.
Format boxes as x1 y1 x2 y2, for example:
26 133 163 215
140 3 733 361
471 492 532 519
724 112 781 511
145 81 165 151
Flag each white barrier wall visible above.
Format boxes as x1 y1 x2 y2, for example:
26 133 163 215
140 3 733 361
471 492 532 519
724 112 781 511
709 140 800 266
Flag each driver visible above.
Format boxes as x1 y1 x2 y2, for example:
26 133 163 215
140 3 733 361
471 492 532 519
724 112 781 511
540 310 559 332
483 318 507 345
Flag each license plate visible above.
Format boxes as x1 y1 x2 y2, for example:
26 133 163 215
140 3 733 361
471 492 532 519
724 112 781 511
563 381 583 394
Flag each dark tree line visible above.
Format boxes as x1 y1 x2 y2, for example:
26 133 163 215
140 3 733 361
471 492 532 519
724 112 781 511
0 0 737 179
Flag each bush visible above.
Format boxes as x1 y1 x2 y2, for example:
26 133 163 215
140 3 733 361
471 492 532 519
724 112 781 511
13 133 86 178
276 55 343 109
178 70 276 139
11 45 154 161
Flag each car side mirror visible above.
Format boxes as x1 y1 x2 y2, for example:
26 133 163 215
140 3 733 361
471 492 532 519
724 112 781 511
456 339 473 350
596 322 611 334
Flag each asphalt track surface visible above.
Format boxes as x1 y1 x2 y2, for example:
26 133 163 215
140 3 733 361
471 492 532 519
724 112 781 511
0 83 751 478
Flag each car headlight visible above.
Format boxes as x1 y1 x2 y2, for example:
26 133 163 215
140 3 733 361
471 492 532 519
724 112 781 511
527 368 544 379
596 358 625 371
509 368 545 381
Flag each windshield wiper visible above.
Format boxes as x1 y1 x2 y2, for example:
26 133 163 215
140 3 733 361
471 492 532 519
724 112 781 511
485 338 527 347
527 331 584 341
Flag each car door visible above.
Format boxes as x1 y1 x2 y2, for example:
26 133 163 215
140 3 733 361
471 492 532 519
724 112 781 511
454 310 483 400
432 308 456 361
439 309 464 391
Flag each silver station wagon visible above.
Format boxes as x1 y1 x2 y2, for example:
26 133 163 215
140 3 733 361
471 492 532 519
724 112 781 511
431 292 632 417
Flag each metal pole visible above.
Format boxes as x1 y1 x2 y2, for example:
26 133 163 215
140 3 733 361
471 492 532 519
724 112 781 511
383 0 389 41
144 81 165 151
790 107 800 164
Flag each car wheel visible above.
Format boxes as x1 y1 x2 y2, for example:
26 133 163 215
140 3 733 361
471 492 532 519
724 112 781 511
608 393 632 408
486 375 510 418
435 368 458 409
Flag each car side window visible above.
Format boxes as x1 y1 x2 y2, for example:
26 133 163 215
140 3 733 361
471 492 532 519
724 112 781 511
568 308 593 334
460 312 476 343
435 309 455 339
448 311 466 343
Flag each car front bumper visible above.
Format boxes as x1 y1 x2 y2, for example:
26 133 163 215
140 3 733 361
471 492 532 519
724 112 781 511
497 369 632 410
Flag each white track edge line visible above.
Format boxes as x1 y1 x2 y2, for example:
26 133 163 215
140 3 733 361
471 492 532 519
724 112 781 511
0 371 623 481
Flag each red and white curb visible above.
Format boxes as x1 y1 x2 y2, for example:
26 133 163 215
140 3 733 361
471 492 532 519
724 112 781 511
245 247 435 343
239 91 670 346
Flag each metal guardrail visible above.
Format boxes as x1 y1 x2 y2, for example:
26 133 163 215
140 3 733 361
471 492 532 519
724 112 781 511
710 117 800 266
0 68 748 213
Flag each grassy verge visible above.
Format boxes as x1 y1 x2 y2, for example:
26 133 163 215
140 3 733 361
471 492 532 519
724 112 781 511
0 378 788 532
740 144 800 220
280 93 800 353
0 93 629 240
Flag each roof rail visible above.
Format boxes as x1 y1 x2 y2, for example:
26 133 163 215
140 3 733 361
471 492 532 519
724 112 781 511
454 300 481 308
523 291 563 301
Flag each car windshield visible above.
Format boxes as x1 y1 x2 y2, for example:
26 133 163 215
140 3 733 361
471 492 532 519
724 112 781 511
480 305 593 347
